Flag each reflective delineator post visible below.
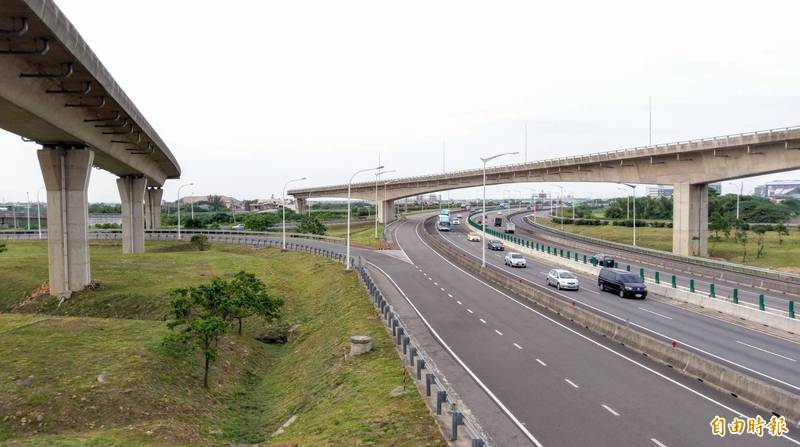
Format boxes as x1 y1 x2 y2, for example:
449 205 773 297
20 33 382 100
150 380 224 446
732 288 739 304
655 271 660 284
759 294 765 311
709 283 716 298
671 275 677 288
689 279 695 293
639 268 645 280
790 301 796 319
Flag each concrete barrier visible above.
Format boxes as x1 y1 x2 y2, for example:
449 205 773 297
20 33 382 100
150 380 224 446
422 219 800 427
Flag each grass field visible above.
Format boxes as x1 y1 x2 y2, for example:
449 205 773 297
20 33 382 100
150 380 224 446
538 220 800 271
326 222 387 249
0 240 444 446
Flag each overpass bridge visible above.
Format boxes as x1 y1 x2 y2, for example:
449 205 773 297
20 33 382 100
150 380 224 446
289 125 800 257
0 0 180 296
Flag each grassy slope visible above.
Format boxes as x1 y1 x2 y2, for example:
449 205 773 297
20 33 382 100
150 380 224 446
0 241 444 446
538 219 800 270
326 222 387 249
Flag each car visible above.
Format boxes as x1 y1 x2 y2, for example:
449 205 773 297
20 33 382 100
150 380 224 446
232 224 245 230
488 240 504 251
546 269 580 290
452 218 461 225
598 268 648 299
504 252 526 268
591 253 615 267
467 231 481 242
494 217 503 227
497 211 504 215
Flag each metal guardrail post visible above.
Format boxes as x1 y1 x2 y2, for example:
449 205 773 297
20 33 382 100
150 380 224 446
402 336 410 354
709 283 716 298
732 288 739 304
671 274 677 288
790 301 795 319
410 346 417 366
416 358 426 380
655 271 660 284
396 327 404 345
436 390 448 415
759 294 765 311
472 439 486 447
626 264 631 271
426 373 435 396
451 411 463 441
639 267 645 280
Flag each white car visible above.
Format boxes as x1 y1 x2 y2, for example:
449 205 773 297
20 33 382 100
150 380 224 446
232 224 245 230
452 218 461 225
546 269 580 291
504 252 526 268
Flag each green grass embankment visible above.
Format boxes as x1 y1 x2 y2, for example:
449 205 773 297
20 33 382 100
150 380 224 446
0 240 444 446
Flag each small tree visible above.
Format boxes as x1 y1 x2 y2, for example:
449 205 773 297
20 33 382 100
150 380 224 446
297 214 326 235
165 280 231 388
0 243 6 254
754 227 766 258
227 271 284 335
190 234 210 251
734 221 749 263
776 222 789 245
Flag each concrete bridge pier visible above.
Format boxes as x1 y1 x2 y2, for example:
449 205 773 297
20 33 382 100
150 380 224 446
672 183 709 257
37 147 94 297
295 197 307 215
144 187 163 230
117 176 147 254
377 199 396 224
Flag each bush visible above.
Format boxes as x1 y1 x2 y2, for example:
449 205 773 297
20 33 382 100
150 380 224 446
0 243 6 254
190 234 210 251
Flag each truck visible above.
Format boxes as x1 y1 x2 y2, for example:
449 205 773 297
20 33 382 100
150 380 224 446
437 212 451 231
505 222 516 233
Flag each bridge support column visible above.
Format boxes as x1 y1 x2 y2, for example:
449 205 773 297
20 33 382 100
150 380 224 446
117 176 147 254
377 199 395 224
144 186 163 230
672 183 708 257
37 147 94 297
295 197 307 214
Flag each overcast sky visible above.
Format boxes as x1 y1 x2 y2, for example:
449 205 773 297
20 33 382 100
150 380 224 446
2 0 800 204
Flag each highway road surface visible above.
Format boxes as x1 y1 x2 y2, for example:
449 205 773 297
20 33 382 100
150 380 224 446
365 214 797 446
506 210 799 313
441 213 800 395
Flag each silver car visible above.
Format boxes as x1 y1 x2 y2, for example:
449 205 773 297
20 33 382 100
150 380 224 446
547 269 580 291
504 252 526 268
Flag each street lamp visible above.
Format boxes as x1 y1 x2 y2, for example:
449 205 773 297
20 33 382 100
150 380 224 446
190 191 195 220
347 165 384 270
554 185 565 231
36 186 44 239
374 169 396 239
282 177 307 251
384 175 399 225
25 192 30 230
481 152 518 268
727 181 744 220
177 182 194 240
621 183 637 246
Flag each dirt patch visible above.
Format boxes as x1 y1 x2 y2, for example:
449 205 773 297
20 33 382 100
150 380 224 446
777 266 800 274
12 282 50 310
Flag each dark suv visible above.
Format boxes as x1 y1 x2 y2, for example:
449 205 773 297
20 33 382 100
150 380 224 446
592 254 615 267
598 268 647 299
488 240 504 251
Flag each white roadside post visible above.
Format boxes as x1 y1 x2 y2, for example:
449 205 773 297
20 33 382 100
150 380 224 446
347 165 384 270
282 177 307 251
480 152 518 268
621 183 637 246
176 182 194 240
36 186 44 239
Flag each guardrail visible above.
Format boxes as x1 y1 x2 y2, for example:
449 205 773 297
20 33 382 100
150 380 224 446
422 216 800 427
514 212 800 288
354 257 489 446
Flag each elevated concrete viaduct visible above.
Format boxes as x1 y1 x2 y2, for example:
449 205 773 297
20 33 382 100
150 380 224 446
290 126 800 257
0 1 180 296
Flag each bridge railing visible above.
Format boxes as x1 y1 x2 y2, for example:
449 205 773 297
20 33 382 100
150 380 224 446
0 228 347 244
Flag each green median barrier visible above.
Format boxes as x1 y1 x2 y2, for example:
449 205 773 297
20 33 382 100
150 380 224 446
709 283 716 298
639 268 645 280
626 264 631 272
574 252 578 262
583 254 587 264
689 279 695 293
759 294 765 311
592 257 597 267
790 301 795 319
566 250 570 259
732 288 738 304
671 275 677 288
655 271 660 284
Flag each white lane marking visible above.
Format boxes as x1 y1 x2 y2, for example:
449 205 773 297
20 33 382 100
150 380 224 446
365 260 545 447
479 318 487 324
495 329 504 336
440 287 445 292
536 358 547 366
428 277 432 281
457 300 462 305
514 343 523 350
584 289 600 295
431 224 800 392
638 307 674 320
565 378 579 389
651 438 667 447
434 282 438 285
415 222 800 446
601 404 620 416
539 271 549 275
736 340 797 362
467 308 474 314
448 293 453 298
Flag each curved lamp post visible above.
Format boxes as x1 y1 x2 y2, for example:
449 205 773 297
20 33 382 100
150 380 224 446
347 165 384 270
480 152 518 268
282 177 307 251
374 169 396 238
